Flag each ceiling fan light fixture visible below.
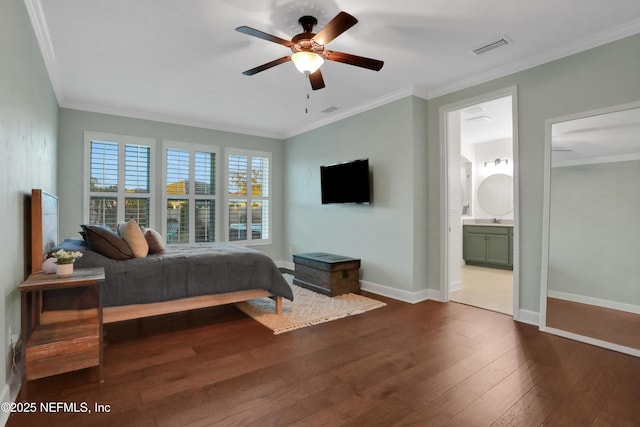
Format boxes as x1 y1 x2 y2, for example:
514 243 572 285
291 51 324 75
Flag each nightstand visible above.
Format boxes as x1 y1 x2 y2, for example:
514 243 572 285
19 267 105 398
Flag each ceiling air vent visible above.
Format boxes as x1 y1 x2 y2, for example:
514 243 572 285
471 37 511 55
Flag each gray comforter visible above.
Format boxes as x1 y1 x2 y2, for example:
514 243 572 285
49 240 293 307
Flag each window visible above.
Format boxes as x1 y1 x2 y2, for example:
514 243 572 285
84 132 155 230
226 150 271 244
163 141 219 244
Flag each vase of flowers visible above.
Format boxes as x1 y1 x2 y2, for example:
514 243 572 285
52 249 83 277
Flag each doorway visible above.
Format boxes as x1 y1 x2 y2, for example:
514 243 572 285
442 89 518 317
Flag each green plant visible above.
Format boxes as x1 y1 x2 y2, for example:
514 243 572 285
51 249 83 265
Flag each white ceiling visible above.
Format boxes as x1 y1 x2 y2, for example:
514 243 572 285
460 95 513 145
26 0 640 139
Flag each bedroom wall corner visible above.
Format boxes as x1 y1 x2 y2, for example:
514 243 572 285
0 0 59 419
283 97 424 293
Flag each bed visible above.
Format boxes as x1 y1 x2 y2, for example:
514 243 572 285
28 189 292 324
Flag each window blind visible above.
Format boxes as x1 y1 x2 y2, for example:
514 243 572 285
90 141 118 192
166 149 190 195
125 144 151 193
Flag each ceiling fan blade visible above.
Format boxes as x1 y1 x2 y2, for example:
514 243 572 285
235 26 293 47
312 11 358 45
325 50 384 71
308 69 325 90
242 56 291 76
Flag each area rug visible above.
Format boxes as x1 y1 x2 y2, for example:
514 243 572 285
235 277 386 334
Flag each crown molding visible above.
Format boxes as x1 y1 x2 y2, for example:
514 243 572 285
283 86 416 139
24 0 64 104
24 0 640 140
60 100 286 140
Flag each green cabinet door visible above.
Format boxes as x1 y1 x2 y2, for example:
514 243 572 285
463 225 513 270
486 234 510 266
464 232 489 263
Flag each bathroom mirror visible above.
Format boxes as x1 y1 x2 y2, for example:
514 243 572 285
541 102 640 356
477 173 513 215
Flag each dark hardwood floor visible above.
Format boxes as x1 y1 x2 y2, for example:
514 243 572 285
8 295 640 426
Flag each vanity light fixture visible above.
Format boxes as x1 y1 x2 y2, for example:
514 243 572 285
484 158 509 167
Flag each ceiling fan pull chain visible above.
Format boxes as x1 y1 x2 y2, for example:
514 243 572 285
305 92 310 114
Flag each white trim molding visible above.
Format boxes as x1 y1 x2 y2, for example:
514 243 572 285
542 326 640 358
283 86 416 139
360 280 443 304
548 291 640 315
517 309 540 326
427 18 640 99
24 0 63 104
449 280 462 292
25 0 640 141
275 261 444 304
439 86 521 321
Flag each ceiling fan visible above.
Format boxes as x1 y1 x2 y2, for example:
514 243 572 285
235 11 384 90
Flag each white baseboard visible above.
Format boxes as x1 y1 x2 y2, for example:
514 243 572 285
276 260 445 304
516 309 540 326
449 280 462 292
276 260 492 305
548 290 640 315
360 280 444 304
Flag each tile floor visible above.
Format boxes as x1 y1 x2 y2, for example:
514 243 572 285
449 264 513 315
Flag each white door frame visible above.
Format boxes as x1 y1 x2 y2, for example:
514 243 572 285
439 86 521 320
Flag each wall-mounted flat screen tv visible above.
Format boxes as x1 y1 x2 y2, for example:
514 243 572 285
320 158 371 204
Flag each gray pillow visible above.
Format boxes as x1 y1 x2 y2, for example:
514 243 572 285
80 224 134 260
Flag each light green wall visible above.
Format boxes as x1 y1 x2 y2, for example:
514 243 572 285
284 97 429 292
57 109 286 261
285 33 640 312
549 160 640 305
0 0 58 408
428 33 640 313
411 97 430 293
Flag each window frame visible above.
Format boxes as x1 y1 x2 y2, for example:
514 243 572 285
83 131 156 229
162 140 220 245
225 148 272 246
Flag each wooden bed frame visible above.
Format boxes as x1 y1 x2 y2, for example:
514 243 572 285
29 189 283 324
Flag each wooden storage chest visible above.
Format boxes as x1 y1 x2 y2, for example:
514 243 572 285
292 252 361 296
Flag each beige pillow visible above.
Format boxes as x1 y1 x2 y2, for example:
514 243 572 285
117 219 149 258
142 227 166 254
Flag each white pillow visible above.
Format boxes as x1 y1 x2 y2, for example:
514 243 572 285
117 219 149 258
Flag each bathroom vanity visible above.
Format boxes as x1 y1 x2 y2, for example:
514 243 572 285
463 222 513 269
